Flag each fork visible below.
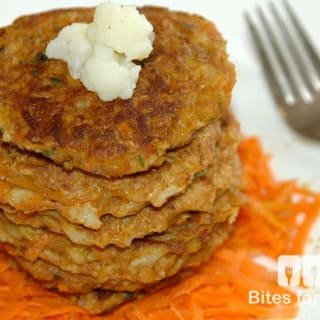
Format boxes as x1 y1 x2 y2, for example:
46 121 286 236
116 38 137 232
285 265 293 286
245 0 320 140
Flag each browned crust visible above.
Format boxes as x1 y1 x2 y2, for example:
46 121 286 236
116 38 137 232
2 219 231 314
0 187 241 293
0 7 235 177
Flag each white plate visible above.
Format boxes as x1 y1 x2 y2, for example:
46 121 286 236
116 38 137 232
1 1 320 319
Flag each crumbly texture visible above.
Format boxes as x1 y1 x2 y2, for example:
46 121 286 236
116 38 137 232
0 6 235 177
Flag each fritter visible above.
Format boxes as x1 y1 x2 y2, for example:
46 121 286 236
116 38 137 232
12 220 232 314
1 180 239 249
0 122 221 229
0 7 235 177
5 216 235 293
1 156 240 249
1 165 219 248
0 186 241 293
0 113 240 247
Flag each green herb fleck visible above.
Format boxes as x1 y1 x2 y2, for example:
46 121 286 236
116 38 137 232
193 171 205 181
0 45 5 53
167 152 176 161
32 53 48 63
42 149 55 158
123 292 134 298
138 154 145 167
183 22 195 30
50 77 64 86
84 247 92 254
54 273 62 280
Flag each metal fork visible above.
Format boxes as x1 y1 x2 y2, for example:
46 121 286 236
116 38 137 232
245 0 320 140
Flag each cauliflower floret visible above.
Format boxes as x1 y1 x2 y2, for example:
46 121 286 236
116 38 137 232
45 1 154 102
81 45 140 101
87 2 154 60
46 23 92 79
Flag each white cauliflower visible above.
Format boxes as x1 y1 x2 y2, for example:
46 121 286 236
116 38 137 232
46 1 154 102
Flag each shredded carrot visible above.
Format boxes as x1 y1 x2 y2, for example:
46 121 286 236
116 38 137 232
0 137 319 320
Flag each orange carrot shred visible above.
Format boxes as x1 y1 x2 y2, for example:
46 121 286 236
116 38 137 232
0 137 319 319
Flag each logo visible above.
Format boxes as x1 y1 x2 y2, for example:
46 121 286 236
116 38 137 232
248 255 320 307
278 255 320 287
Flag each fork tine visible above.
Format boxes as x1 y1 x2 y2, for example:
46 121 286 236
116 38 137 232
246 3 320 140
256 6 301 100
269 2 315 94
283 0 320 76
244 12 286 107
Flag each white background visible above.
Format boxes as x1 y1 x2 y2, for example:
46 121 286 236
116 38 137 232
1 1 320 319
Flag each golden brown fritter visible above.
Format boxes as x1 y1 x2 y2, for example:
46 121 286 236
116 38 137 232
1 165 219 248
0 7 235 177
0 113 240 247
0 186 241 293
11 220 232 314
1 156 240 248
0 122 221 229
4 216 235 294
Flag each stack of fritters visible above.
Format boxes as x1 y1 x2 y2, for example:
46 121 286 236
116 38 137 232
0 6 241 314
